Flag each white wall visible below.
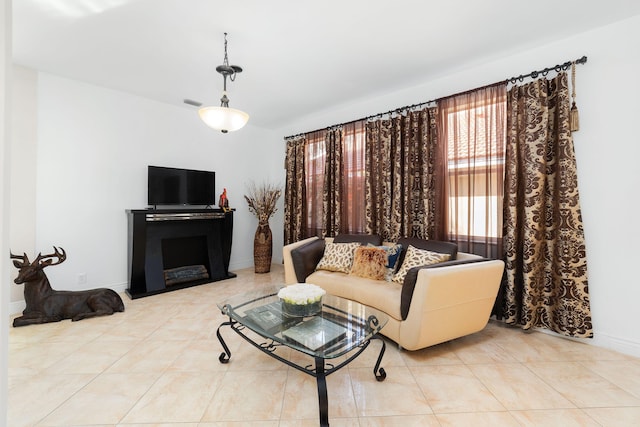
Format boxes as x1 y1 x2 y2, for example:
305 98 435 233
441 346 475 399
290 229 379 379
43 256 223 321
277 16 640 357
9 65 36 303
1 0 11 423
8 72 283 305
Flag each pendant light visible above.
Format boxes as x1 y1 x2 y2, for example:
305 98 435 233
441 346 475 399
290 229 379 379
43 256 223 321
199 33 249 133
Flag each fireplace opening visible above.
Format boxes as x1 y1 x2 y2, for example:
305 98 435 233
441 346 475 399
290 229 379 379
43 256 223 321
161 235 210 286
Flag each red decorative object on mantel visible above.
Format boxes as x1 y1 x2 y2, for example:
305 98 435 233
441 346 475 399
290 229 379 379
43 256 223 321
219 188 231 212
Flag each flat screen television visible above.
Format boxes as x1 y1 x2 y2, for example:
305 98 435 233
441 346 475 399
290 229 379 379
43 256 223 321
147 166 216 207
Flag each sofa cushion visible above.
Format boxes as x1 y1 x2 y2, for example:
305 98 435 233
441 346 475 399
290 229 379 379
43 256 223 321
307 270 403 320
316 242 361 273
392 245 451 284
290 238 326 283
333 233 383 246
350 246 388 280
396 238 458 272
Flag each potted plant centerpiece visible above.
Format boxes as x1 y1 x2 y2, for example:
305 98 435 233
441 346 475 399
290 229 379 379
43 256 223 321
244 182 281 273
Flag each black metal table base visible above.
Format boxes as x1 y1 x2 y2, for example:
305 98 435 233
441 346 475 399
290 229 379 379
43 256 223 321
216 318 386 426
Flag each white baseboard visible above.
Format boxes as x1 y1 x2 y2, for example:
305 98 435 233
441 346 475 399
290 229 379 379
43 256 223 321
533 326 640 358
229 258 254 272
591 332 640 358
9 300 26 316
111 281 128 294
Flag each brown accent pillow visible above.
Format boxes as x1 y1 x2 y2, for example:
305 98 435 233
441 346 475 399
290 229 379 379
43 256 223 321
350 246 388 280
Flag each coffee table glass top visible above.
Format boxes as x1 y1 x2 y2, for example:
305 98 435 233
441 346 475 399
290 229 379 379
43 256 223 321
218 286 389 359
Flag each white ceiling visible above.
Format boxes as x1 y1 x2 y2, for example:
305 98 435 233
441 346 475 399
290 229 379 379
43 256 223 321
12 0 640 129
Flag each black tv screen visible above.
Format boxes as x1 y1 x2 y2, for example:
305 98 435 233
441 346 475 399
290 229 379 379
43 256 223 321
147 166 216 206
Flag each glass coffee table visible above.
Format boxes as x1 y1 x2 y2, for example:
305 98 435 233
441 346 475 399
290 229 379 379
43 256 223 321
216 286 388 427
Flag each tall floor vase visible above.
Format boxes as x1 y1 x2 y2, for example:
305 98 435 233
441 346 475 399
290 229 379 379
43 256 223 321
254 222 273 273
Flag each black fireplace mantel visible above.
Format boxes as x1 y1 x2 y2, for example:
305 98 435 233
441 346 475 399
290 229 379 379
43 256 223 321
126 208 235 299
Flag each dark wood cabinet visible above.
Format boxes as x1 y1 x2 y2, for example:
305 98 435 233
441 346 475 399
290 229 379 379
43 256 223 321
126 209 235 299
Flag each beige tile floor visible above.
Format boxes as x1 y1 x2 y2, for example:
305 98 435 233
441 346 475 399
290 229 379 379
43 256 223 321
8 264 640 426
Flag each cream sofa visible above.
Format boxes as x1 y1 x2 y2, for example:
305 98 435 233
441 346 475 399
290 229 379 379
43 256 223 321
283 235 505 351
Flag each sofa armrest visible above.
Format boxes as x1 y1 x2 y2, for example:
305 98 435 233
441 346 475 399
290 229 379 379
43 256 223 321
283 237 325 284
400 257 499 320
397 256 505 350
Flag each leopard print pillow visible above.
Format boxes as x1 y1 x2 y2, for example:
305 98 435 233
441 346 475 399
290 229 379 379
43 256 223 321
316 242 361 273
392 245 450 283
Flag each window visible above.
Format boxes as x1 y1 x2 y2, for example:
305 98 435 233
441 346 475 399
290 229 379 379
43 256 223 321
304 131 325 237
340 121 366 234
439 85 506 257
295 86 505 255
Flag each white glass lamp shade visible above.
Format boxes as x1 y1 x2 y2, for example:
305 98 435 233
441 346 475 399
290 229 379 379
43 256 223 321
198 106 249 132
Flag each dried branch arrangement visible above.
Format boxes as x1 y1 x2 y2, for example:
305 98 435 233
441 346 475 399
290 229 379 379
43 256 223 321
244 181 282 224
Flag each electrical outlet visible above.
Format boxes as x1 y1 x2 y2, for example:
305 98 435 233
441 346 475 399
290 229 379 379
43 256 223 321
77 273 87 285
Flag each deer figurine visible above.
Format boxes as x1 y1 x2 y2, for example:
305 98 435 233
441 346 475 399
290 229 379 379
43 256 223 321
10 247 124 327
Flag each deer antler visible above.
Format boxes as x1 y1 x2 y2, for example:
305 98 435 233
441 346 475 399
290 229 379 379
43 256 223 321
34 247 67 268
10 252 30 268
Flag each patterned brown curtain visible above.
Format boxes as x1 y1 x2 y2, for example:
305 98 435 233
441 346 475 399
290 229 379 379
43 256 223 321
284 136 306 244
437 84 507 258
365 107 440 242
322 128 343 237
502 72 592 338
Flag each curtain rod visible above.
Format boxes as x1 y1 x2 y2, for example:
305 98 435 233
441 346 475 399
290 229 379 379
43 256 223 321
284 99 436 141
284 55 588 140
506 55 587 84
